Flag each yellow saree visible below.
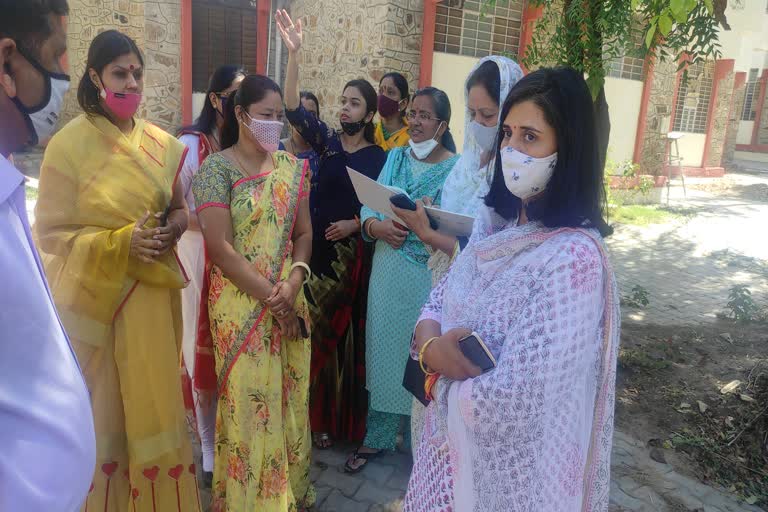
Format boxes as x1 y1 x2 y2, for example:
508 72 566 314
192 151 314 512
374 120 410 151
34 114 201 512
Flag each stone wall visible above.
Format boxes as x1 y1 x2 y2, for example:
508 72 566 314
723 79 746 165
759 82 768 145
638 59 678 176
288 0 423 124
704 70 734 168
61 0 182 132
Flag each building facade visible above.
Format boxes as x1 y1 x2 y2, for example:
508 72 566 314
42 0 768 173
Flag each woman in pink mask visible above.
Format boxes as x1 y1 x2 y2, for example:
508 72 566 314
192 74 314 511
35 30 200 511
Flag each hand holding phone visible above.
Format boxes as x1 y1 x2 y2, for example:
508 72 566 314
458 333 496 373
389 193 438 230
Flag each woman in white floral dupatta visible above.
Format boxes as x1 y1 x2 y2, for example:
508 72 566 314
404 68 620 512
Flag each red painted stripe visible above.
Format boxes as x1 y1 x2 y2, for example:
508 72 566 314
142 129 166 149
112 281 139 322
196 202 230 212
139 145 164 167
232 170 273 189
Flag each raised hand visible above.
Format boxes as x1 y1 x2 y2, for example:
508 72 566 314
275 9 303 53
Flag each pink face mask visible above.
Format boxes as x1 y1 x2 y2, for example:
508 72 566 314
243 113 283 153
101 87 142 120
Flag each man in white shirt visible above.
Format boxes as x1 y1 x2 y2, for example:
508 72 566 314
0 1 96 510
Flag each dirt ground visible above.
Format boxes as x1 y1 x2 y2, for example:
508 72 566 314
616 319 768 507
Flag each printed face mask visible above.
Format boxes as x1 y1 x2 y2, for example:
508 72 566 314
243 113 283 153
500 146 558 200
340 119 367 136
409 121 444 160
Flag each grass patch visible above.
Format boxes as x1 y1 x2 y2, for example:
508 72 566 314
609 205 679 226
25 186 39 202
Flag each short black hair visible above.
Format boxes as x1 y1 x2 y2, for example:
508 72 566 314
466 60 501 106
221 74 282 149
485 67 612 237
77 30 144 119
0 0 68 57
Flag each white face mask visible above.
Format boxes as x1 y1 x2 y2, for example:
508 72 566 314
11 49 70 146
501 146 558 200
409 121 444 160
469 120 498 153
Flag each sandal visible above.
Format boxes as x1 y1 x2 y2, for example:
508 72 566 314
312 432 333 450
344 448 382 474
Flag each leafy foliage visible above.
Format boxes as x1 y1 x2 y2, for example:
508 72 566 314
481 0 728 99
725 285 760 323
623 284 651 308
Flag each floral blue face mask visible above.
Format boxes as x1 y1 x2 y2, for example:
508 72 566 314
500 146 558 200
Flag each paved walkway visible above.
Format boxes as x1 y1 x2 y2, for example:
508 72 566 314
608 173 768 326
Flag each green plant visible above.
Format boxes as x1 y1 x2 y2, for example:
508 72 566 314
725 285 760 322
623 284 650 308
481 0 728 172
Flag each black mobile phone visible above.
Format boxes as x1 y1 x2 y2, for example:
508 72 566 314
298 317 309 339
159 204 172 226
389 193 438 230
458 333 496 373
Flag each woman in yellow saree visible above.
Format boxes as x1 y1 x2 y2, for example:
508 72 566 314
193 74 314 511
34 31 200 512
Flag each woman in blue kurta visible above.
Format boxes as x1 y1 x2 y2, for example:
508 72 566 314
278 9 388 450
348 87 460 472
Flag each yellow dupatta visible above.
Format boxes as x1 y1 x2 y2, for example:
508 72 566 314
374 120 410 151
35 114 188 348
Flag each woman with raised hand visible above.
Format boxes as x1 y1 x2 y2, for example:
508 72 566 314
277 9 387 450
374 72 410 151
177 64 244 486
35 30 200 511
280 90 321 173
347 87 460 473
192 73 314 511
404 67 619 512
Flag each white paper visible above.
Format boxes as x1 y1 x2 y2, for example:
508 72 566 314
347 167 475 237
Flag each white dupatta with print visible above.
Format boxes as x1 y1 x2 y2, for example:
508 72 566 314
404 207 620 512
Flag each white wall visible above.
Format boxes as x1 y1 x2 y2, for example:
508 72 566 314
674 133 706 168
737 120 755 145
431 52 481 154
717 4 768 73
191 92 207 124
604 77 644 163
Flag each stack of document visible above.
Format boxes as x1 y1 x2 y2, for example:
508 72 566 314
347 167 475 237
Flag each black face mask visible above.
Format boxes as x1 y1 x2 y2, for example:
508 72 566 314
340 119 366 136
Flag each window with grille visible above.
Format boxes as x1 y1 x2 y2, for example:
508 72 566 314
672 61 714 134
192 0 259 92
434 0 523 58
606 29 645 81
742 68 761 122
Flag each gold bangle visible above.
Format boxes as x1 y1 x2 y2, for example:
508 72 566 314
365 219 377 240
418 336 439 375
290 261 311 284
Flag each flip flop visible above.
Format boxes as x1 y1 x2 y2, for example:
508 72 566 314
344 448 383 474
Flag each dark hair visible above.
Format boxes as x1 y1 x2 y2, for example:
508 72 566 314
0 0 68 57
300 91 320 116
221 74 282 149
380 72 409 116
182 65 245 135
466 60 501 105
343 79 377 144
412 87 456 153
485 67 612 237
77 30 144 119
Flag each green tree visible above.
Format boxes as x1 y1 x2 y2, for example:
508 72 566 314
481 0 729 171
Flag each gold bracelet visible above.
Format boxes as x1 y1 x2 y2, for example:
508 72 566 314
364 219 376 239
418 336 439 375
290 261 311 284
